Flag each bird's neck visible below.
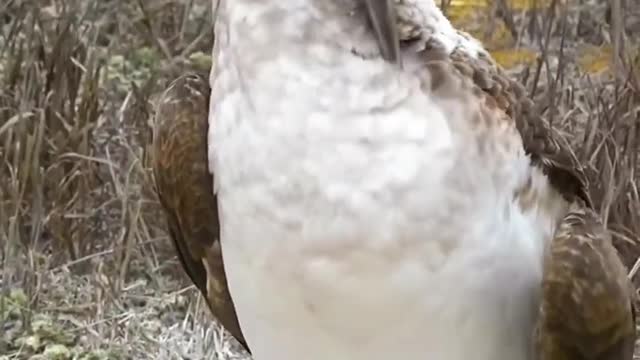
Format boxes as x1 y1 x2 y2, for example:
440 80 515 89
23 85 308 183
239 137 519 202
213 0 383 65
212 0 485 69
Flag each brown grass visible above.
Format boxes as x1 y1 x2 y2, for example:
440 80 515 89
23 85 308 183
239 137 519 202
0 1 246 358
0 0 638 359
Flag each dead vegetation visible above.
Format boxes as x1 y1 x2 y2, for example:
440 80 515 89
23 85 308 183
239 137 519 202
0 0 638 359
0 1 244 358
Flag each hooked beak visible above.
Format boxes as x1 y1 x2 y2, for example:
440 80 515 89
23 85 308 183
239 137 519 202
364 0 401 65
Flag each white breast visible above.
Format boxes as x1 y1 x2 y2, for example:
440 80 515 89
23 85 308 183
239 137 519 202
207 2 555 360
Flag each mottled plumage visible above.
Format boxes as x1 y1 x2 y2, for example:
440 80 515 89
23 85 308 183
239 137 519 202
151 0 635 359
535 203 636 360
152 73 247 351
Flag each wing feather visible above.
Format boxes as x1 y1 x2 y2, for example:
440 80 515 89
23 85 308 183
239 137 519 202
535 204 636 360
152 73 249 351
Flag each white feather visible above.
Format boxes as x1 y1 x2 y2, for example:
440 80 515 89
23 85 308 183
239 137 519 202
208 1 567 359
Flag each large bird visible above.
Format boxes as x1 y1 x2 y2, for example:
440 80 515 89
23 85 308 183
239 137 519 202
152 0 636 359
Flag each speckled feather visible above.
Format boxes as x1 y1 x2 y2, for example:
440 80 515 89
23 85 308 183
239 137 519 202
447 47 592 207
535 202 636 360
152 1 635 359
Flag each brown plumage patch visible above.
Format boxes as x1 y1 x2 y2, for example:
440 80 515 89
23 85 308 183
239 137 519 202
151 73 249 352
534 203 636 360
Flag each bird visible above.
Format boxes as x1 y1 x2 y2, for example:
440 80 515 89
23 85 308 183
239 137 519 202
151 0 636 359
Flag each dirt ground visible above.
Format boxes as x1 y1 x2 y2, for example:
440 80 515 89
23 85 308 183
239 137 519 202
1 0 639 359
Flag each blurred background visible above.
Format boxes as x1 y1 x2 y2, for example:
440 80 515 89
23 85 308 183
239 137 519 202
0 0 638 359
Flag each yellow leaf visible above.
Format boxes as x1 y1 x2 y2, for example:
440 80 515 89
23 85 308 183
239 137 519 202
442 2 516 50
468 22 515 50
507 0 554 10
578 45 613 75
490 48 538 69
441 0 556 23
442 0 488 24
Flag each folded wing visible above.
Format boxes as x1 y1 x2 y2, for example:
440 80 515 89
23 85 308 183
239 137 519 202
151 73 249 352
536 204 636 360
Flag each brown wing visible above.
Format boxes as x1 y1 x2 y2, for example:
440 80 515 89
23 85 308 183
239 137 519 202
534 204 636 360
152 73 248 351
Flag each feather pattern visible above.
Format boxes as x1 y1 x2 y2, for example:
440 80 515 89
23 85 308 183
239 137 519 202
152 73 248 351
536 202 636 360
150 1 635 359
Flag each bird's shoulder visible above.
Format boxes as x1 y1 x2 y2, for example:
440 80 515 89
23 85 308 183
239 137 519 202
412 36 591 206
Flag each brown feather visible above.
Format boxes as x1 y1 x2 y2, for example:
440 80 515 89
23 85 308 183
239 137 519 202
534 203 636 360
152 73 249 352
448 45 592 207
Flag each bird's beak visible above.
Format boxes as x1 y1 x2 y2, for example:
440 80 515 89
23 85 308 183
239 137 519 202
364 0 401 65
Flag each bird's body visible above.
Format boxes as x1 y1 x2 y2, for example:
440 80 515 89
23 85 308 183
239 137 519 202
209 1 567 359
152 1 636 359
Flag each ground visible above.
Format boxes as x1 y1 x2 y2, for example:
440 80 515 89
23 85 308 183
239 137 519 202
0 0 638 359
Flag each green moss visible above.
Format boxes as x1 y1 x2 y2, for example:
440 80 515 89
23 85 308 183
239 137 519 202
43 344 71 360
1 288 28 321
188 51 212 72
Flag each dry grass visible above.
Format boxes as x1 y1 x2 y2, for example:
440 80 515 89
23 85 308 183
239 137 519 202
0 1 246 358
0 0 638 359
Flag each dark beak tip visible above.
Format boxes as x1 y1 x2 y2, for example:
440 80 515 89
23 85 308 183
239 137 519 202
364 0 401 65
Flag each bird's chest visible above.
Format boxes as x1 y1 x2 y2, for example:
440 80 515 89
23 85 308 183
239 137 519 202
208 51 534 263
213 61 458 237
208 54 543 360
